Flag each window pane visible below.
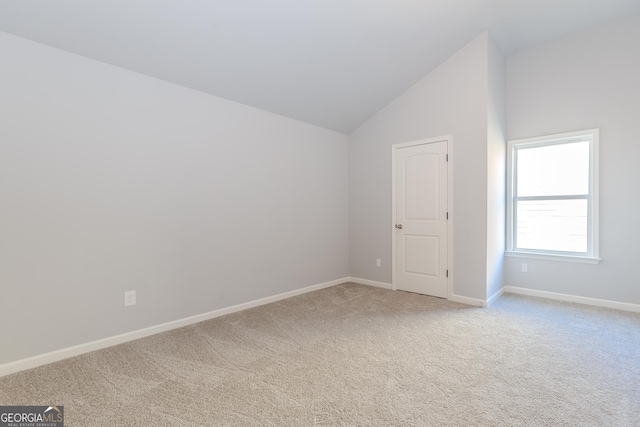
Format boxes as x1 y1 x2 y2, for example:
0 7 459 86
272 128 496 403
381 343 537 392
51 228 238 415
516 199 588 253
517 141 589 197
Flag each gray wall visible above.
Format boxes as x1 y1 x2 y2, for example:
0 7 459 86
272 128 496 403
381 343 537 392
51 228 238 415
486 36 507 300
504 13 640 304
349 32 494 301
0 32 349 364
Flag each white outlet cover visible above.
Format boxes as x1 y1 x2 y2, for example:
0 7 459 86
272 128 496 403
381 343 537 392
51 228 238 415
124 290 136 307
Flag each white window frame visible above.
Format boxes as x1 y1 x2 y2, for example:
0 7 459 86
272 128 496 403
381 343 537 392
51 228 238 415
505 129 601 264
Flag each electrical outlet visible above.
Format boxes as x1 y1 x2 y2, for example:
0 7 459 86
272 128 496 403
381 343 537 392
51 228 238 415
521 263 528 273
376 259 381 268
124 290 136 307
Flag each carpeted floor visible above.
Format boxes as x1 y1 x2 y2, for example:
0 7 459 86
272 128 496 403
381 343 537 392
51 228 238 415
1 283 639 426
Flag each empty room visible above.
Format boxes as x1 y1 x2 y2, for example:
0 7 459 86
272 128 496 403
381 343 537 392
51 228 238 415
1 1 639 425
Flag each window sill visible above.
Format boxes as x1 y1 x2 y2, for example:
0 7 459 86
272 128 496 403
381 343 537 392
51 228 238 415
504 251 601 264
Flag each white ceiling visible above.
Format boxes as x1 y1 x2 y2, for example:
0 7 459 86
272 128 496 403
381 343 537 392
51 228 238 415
1 1 639 133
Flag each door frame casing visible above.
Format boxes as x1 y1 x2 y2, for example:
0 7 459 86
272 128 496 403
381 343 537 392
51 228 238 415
391 135 453 299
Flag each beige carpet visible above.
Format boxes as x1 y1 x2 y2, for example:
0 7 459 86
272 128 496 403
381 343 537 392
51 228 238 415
1 283 639 426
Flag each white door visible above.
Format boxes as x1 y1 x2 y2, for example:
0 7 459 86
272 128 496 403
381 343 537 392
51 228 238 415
394 139 448 298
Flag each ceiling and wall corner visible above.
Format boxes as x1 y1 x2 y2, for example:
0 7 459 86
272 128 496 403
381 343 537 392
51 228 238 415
1 1 639 133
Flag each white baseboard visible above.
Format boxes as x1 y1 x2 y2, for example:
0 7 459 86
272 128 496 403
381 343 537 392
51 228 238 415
487 287 505 306
348 277 393 290
449 294 486 308
0 277 349 378
504 286 640 313
348 277 490 308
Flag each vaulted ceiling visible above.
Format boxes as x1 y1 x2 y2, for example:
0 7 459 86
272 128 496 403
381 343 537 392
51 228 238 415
1 1 639 133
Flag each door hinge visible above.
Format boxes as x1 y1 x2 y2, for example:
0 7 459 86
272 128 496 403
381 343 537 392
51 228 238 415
446 212 449 219
446 269 449 278
446 154 449 162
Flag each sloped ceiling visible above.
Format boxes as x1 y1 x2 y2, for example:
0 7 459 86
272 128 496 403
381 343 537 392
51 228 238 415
1 0 639 133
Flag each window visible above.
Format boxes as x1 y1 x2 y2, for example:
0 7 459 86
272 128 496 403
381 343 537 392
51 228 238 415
506 129 600 263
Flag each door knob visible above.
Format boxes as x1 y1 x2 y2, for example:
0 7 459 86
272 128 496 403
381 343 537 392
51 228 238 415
395 224 403 229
